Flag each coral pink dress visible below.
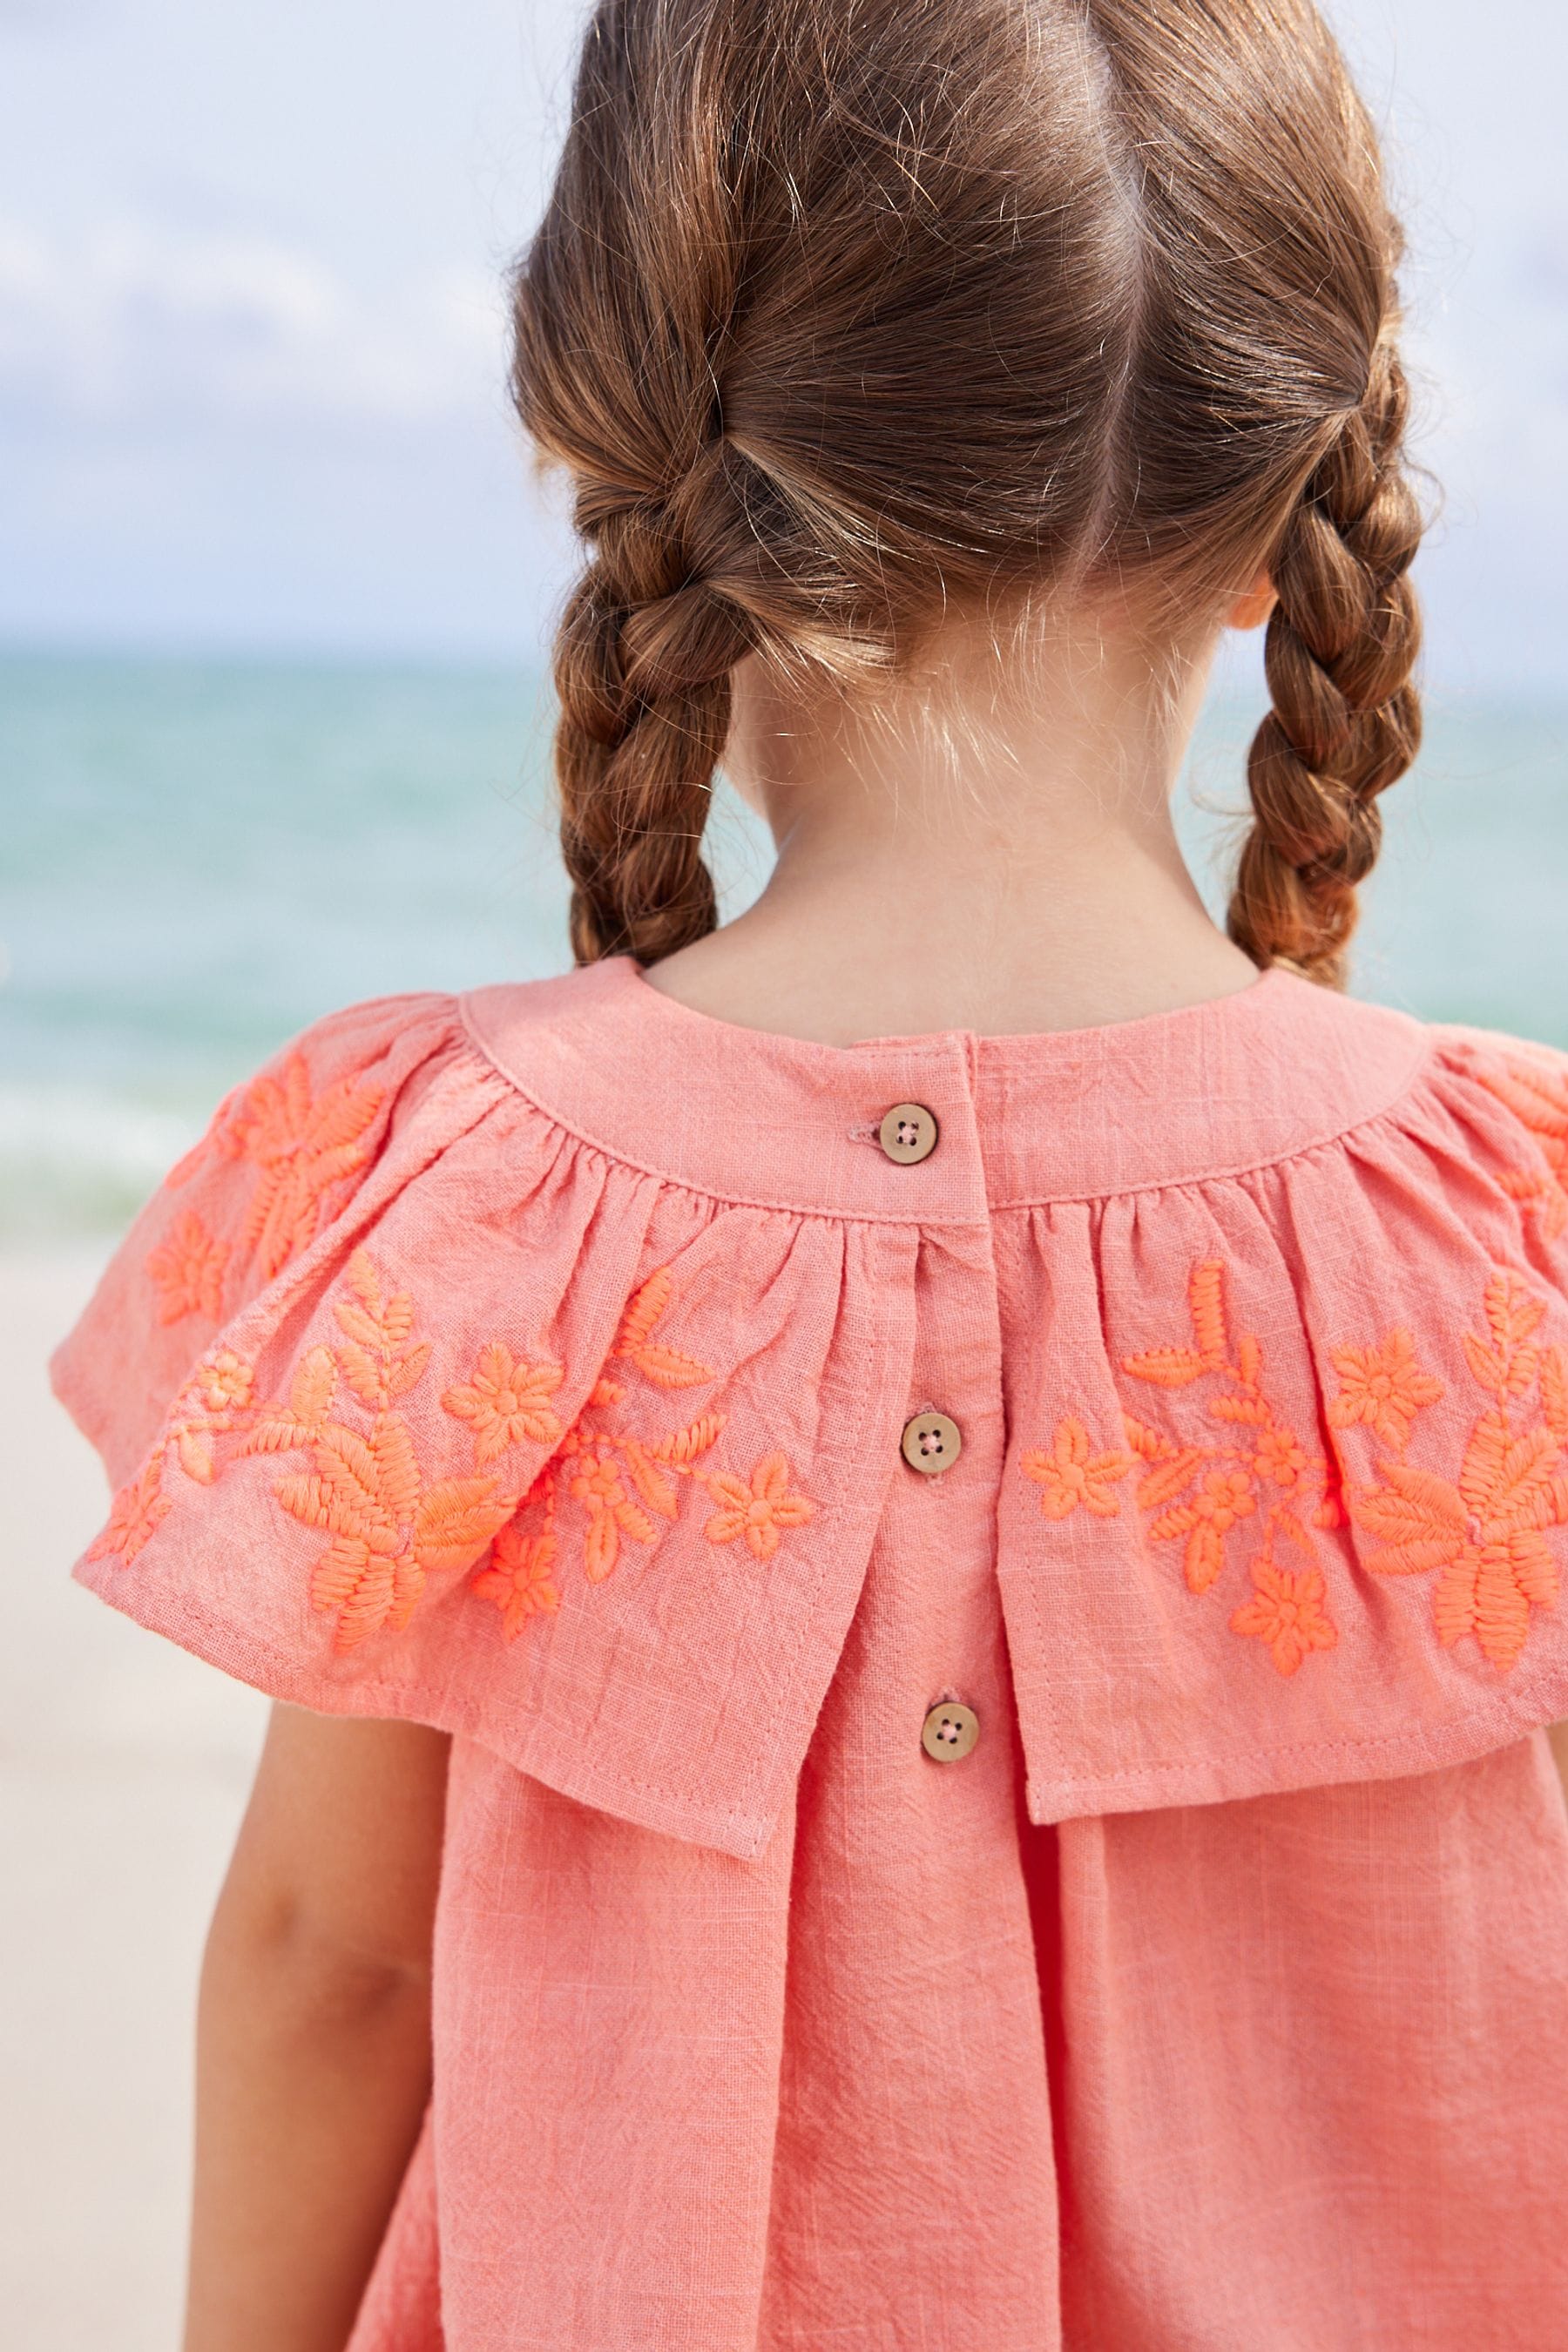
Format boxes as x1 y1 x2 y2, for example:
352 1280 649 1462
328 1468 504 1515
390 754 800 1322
53 958 1568 2349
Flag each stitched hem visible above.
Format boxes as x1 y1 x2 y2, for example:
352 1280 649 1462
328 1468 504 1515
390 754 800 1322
1026 1668 1568 1824
71 1559 781 1860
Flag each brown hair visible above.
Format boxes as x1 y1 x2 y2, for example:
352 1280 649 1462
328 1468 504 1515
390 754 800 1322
512 0 1423 987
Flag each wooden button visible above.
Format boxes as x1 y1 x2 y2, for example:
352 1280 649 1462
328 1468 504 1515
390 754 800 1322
922 1701 980 1762
902 1410 962 1474
878 1103 938 1166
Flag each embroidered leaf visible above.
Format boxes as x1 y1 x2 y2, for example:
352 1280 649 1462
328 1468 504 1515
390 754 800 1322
612 1265 715 1387
343 1248 382 1315
1485 1272 1545 1354
175 1425 216 1484
1459 1414 1560 1531
1236 1330 1262 1389
650 1411 726 1465
630 1343 716 1389
291 1345 337 1428
371 1416 422 1529
1462 1334 1511 1396
1123 1347 1209 1389
1135 1450 1206 1511
387 1342 431 1399
275 1470 368 1542
413 1477 517 1575
584 1506 619 1584
1149 1500 1199 1542
1122 1414 1175 1463
1207 1394 1268 1425
616 1267 672 1358
335 1303 389 1355
621 1439 679 1519
1354 1460 1467 1574
1184 1522 1225 1594
1189 1261 1229 1365
612 1495 659 1544
338 1338 387 1407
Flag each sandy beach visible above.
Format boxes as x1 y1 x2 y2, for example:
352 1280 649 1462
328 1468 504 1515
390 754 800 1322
0 1250 267 2350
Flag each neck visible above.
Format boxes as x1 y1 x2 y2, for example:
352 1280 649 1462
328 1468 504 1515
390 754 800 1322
647 603 1260 1044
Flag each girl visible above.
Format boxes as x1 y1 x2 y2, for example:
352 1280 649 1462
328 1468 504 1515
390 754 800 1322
52 1 1568 2345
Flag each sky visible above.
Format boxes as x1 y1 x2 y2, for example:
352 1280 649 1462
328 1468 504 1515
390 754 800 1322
0 0 1565 686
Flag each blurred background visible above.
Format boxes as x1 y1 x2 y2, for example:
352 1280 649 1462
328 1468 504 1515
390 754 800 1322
2 1 1566 2344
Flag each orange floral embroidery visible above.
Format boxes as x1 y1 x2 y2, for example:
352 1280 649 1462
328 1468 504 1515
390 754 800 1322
248 1252 518 1652
1228 1561 1338 1677
473 1268 813 1635
1345 1274 1568 1670
471 1516 560 1642
1328 1329 1444 1452
704 1451 815 1559
441 1344 563 1461
1022 1417 1134 1519
84 1348 260 1561
1469 1053 1568 1240
147 1211 229 1327
1119 1262 1338 1652
152 1051 383 1318
612 1266 715 1388
1022 1261 1340 1675
87 1454 172 1566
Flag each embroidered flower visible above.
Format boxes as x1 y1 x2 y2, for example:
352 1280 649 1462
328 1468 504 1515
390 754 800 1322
147 1211 229 1327
87 1455 172 1566
189 1350 256 1416
264 1253 517 1650
1229 1560 1338 1676
1254 1423 1310 1490
570 1451 658 1582
1021 1417 1133 1519
1025 1261 1341 1673
471 1517 560 1641
1328 1329 1445 1452
1348 1274 1568 1669
1155 1466 1258 1595
442 1344 564 1462
704 1452 816 1559
466 1266 810 1624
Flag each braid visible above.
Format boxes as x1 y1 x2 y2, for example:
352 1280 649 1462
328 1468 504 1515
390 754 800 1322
1227 343 1424 988
555 475 750 966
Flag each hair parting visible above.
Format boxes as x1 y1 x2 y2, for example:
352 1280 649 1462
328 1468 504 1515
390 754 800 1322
512 0 1426 985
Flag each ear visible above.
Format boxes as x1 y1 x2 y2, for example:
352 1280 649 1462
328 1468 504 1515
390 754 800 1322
1227 569 1277 632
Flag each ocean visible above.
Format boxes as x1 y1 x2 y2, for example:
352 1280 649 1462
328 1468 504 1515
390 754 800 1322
3 647 1566 1243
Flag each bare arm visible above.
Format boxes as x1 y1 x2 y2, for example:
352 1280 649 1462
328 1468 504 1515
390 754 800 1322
183 1704 450 2352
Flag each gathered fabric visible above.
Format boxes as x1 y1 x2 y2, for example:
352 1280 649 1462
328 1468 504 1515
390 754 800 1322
54 957 1568 2349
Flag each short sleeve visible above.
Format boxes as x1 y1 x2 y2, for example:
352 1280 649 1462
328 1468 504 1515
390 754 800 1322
49 982 909 1859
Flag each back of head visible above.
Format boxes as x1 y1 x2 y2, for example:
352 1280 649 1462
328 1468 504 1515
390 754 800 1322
513 0 1423 987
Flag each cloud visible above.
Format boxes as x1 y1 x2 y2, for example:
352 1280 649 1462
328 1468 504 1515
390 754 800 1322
0 215 510 434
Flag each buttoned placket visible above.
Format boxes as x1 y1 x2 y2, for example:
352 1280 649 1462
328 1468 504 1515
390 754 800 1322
875 1086 1008 1772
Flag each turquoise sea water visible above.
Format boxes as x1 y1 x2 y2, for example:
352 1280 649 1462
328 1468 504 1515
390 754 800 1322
3 647 1566 1240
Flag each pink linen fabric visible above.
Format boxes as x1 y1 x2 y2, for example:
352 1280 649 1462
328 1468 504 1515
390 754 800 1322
51 956 1568 2348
